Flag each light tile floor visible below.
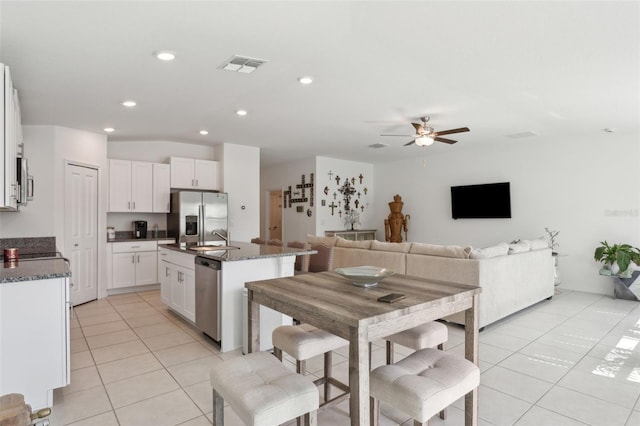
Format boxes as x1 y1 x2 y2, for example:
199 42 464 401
49 289 640 425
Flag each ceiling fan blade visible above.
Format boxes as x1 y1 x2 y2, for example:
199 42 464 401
403 140 416 146
434 127 470 136
434 137 457 144
411 123 424 134
381 134 414 137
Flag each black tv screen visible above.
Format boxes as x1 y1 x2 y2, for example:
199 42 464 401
451 182 511 219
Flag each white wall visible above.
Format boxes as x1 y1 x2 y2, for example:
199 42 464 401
261 158 316 243
107 140 215 163
373 133 640 296
0 125 109 296
214 143 260 243
315 157 375 238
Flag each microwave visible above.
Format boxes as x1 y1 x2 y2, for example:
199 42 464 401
16 157 33 206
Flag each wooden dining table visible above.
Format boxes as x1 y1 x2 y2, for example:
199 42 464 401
245 271 482 426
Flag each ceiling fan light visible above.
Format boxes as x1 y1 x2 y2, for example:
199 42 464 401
415 136 434 146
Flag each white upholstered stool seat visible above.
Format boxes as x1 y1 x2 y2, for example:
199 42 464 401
273 323 350 410
370 348 480 426
210 351 318 426
385 321 448 364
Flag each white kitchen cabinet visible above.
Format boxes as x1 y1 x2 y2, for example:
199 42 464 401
0 277 69 410
170 156 219 190
159 247 196 322
108 159 153 212
152 163 171 213
0 64 19 210
110 241 158 288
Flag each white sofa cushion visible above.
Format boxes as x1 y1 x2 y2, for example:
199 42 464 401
371 240 412 253
306 234 338 246
409 243 471 259
336 237 372 249
523 237 549 251
508 241 530 254
469 243 509 259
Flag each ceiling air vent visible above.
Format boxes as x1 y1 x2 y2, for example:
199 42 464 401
219 55 268 74
368 143 388 149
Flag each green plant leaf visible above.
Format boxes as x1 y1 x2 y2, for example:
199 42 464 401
594 246 605 261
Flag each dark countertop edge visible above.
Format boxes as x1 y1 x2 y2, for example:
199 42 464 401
1 271 71 283
159 242 316 262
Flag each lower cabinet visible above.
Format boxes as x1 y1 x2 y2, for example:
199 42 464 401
0 277 69 410
159 247 196 322
108 241 176 290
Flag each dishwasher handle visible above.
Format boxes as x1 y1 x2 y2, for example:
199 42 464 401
195 256 221 270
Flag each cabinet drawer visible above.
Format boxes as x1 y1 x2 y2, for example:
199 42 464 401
169 250 196 270
112 241 157 253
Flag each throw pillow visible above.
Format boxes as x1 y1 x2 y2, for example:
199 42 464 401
508 241 531 254
409 243 472 259
469 243 509 259
370 240 412 253
306 234 338 247
523 237 549 251
336 237 372 249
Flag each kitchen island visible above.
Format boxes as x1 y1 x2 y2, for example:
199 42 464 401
0 256 71 410
159 242 315 352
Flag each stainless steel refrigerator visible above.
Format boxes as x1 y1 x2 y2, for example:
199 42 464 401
167 190 228 245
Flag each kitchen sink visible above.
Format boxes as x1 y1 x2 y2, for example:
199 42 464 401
188 245 239 251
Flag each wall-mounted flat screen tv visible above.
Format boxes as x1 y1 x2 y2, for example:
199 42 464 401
451 182 511 219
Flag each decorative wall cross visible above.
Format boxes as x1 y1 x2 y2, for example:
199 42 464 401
328 201 337 215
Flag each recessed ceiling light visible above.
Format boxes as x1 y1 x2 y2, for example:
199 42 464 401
298 76 313 85
121 100 136 107
104 127 115 133
199 130 209 135
236 110 248 116
154 50 176 61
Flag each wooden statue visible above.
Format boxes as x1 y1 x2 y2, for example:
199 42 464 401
384 194 410 243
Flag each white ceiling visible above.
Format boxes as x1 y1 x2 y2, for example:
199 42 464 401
1 1 638 167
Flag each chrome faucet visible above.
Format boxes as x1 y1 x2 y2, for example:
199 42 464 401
212 230 229 245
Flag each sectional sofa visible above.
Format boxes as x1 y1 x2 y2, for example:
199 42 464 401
306 235 555 329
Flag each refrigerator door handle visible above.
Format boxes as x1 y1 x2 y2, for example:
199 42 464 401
199 203 204 245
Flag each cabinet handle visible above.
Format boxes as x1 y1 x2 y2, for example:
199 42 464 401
131 255 135 264
137 255 140 263
128 201 131 210
165 267 170 277
191 179 194 187
195 179 199 187
133 201 136 210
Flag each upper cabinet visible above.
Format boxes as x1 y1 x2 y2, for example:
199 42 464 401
0 64 20 210
170 157 219 190
152 163 170 213
108 159 154 212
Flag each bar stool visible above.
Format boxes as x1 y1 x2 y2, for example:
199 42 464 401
272 324 350 413
370 348 479 426
385 321 448 364
210 351 319 426
287 241 310 274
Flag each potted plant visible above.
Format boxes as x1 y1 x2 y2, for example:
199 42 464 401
594 241 640 275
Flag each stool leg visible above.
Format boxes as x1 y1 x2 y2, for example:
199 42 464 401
212 389 224 426
303 409 317 426
274 347 282 361
436 343 446 420
296 359 307 426
370 396 379 426
324 351 332 402
413 420 427 426
386 341 394 365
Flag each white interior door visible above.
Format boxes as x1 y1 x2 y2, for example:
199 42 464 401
65 164 98 306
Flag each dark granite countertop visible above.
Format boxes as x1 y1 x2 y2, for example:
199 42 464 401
1 257 71 283
159 241 316 262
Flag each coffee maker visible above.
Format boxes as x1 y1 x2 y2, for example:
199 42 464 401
133 221 148 239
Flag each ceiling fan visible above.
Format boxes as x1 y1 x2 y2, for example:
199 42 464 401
380 116 470 146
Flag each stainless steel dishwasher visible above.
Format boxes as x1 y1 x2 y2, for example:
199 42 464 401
195 256 221 341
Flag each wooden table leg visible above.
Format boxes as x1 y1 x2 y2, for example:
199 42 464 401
464 294 479 426
247 289 260 353
348 325 370 426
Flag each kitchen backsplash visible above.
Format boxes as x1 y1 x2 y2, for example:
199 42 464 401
0 236 56 254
